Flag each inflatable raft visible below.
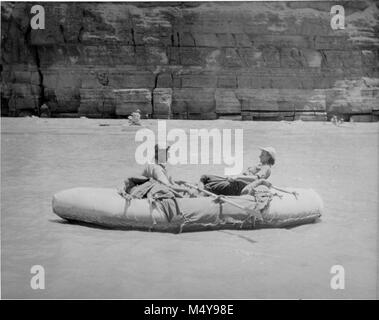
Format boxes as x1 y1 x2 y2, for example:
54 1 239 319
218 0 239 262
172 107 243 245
52 187 322 232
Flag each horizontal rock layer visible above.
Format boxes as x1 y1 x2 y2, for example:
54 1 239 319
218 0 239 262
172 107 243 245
1 1 379 121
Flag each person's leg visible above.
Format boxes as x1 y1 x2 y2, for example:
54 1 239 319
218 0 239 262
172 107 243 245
199 174 239 195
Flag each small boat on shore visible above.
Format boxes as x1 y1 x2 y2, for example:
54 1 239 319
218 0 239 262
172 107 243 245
52 187 322 233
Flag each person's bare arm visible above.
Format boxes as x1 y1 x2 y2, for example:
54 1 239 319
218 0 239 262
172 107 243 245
154 168 190 194
256 166 271 180
155 173 171 186
233 165 270 182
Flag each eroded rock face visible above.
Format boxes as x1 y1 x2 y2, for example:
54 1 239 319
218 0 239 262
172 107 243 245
1 1 378 120
114 88 152 117
153 88 172 119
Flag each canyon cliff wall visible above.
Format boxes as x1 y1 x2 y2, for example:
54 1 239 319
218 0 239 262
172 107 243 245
1 1 379 121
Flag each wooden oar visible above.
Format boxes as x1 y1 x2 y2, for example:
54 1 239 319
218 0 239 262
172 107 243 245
184 182 263 221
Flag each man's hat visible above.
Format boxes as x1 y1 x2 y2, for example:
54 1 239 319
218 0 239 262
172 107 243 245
259 146 276 161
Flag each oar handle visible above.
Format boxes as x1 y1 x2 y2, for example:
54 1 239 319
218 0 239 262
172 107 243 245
271 186 288 193
271 186 299 199
169 188 184 198
185 183 213 196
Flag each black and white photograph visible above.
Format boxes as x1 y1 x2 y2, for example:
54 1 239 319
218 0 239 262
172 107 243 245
1 0 378 301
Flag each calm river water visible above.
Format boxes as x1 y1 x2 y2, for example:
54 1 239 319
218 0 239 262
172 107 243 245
1 118 377 298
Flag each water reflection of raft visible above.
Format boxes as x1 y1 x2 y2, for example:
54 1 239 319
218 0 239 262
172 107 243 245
52 187 322 232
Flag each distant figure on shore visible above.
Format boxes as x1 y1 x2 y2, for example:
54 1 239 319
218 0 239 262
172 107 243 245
128 109 141 126
331 115 344 126
39 103 51 118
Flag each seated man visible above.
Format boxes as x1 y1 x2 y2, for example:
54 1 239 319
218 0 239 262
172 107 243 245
118 144 195 222
200 147 276 196
121 144 192 199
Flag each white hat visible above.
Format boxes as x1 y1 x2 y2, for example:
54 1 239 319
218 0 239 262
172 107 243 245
259 146 276 161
